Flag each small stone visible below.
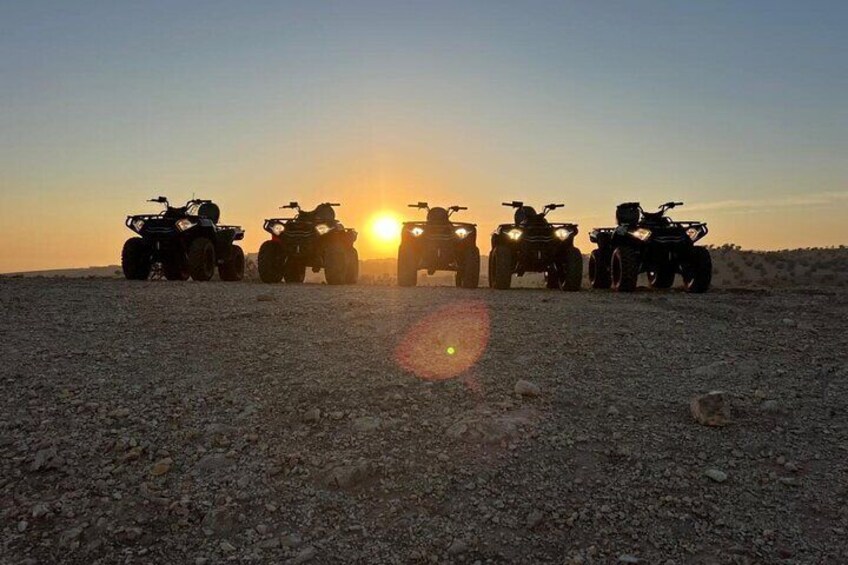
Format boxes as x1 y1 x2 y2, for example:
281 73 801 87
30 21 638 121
448 538 469 555
280 533 302 547
618 555 640 564
690 391 731 426
257 294 276 302
220 541 236 553
17 520 28 532
109 407 130 418
288 545 317 564
526 511 544 530
704 468 728 483
781 318 797 327
255 524 269 535
150 457 173 476
351 416 381 432
302 408 321 423
607 405 620 416
514 379 541 397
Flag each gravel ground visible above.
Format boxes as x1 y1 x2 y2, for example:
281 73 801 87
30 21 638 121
1 278 847 564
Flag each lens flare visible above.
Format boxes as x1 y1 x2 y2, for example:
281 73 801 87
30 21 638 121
370 213 401 244
395 300 490 381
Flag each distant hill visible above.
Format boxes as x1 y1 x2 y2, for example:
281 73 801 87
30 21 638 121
4 245 847 288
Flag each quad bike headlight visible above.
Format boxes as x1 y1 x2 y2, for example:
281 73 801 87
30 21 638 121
410 226 425 237
686 227 702 241
270 222 285 236
315 224 331 235
628 227 652 241
554 227 571 241
132 219 145 232
507 228 523 241
454 227 469 239
175 219 196 232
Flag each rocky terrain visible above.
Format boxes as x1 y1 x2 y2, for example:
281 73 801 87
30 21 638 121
1 278 846 564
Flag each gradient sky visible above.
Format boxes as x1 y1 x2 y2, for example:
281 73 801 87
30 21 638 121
1 0 846 272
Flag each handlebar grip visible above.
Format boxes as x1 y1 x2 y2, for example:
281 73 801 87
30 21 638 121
408 204 419 207
327 202 340 206
501 202 512 206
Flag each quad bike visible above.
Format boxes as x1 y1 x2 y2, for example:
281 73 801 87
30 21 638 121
488 201 582 291
258 202 358 285
397 202 480 288
588 201 711 293
122 196 245 281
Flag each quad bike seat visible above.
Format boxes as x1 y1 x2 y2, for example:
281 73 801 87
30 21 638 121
198 202 221 224
616 203 641 226
514 206 543 225
426 207 450 224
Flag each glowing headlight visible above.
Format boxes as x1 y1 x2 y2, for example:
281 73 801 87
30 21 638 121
454 227 469 239
175 219 196 232
410 227 424 237
132 219 145 232
554 227 571 241
686 227 701 241
628 227 652 241
270 222 285 236
315 224 331 235
507 228 523 241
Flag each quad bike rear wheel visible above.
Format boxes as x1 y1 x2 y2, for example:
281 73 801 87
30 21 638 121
589 249 611 289
397 244 417 287
219 245 245 282
459 246 480 289
559 247 583 291
491 245 513 290
647 263 675 289
611 246 639 292
683 247 712 293
324 245 347 285
122 238 152 280
284 259 307 283
344 247 359 284
258 240 284 283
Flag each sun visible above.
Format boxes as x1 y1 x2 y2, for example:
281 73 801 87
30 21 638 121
369 212 402 245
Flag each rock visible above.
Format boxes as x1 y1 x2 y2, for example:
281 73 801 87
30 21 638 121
448 538 469 555
280 533 303 548
690 391 731 426
31 503 50 518
31 446 62 471
150 457 173 476
760 399 780 413
351 416 381 432
618 555 640 564
256 294 276 302
220 541 236 553
781 318 797 327
704 468 728 483
109 407 130 418
17 520 28 532
194 454 233 473
287 546 317 564
202 507 238 537
515 379 541 397
526 511 544 530
320 460 374 489
303 408 321 423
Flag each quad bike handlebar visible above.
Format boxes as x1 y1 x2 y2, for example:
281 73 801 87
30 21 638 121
658 201 683 213
408 203 467 216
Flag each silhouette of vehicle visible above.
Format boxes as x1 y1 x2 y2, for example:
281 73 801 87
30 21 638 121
588 201 711 292
122 196 245 281
258 202 358 285
488 201 582 291
397 202 480 288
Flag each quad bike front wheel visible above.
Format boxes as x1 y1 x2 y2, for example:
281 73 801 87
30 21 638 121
611 246 639 292
559 247 583 292
345 248 359 284
589 249 611 289
397 244 417 287
491 245 514 290
188 238 216 281
122 238 152 280
647 264 675 289
219 245 245 282
324 245 347 285
258 240 284 283
458 246 480 289
682 247 712 293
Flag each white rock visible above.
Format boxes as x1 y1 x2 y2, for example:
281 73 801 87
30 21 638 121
514 380 541 397
704 468 728 483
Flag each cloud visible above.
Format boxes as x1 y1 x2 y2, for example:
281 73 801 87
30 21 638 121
685 191 848 214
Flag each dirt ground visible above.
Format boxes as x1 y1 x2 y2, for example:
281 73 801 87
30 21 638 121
1 278 846 564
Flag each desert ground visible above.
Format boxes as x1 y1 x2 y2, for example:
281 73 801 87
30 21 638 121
1 278 847 564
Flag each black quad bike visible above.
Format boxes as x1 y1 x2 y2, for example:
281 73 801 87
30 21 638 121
588 201 711 293
258 202 358 285
122 197 245 281
488 201 583 291
397 202 480 288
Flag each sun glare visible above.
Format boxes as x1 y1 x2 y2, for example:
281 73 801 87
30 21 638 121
369 212 401 244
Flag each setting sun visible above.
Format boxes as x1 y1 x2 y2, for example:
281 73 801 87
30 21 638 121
369 212 402 246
